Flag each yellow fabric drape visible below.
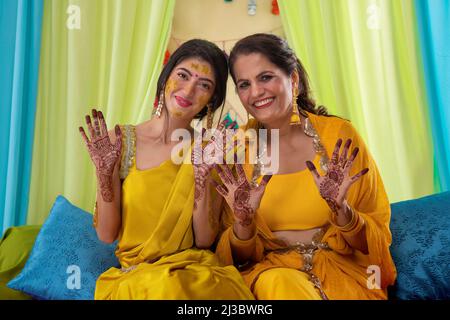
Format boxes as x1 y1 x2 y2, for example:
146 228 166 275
95 129 254 300
216 113 397 300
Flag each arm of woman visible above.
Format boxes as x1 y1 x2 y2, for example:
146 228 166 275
192 119 236 248
192 176 223 248
80 109 122 243
306 137 370 253
213 163 271 264
307 119 396 288
94 141 122 244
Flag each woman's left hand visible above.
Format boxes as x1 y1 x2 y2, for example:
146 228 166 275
192 119 236 209
306 138 369 219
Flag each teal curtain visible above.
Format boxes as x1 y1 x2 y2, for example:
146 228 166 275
0 0 44 234
415 0 450 192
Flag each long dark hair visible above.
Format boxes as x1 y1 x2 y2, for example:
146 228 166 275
156 39 228 120
229 33 329 117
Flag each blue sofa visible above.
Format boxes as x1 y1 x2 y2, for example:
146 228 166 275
389 191 450 299
1 192 449 300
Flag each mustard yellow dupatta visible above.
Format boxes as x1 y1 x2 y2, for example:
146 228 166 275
215 113 397 300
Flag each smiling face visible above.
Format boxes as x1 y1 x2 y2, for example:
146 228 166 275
233 53 297 125
164 57 216 120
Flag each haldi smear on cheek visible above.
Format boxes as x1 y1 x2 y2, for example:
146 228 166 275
165 78 185 117
164 78 177 96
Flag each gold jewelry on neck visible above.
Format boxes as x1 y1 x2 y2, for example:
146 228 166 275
251 116 329 185
304 117 329 173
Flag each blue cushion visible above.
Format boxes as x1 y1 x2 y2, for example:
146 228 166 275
390 191 450 299
7 195 119 300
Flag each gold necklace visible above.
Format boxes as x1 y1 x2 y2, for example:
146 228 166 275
251 117 329 186
303 117 329 173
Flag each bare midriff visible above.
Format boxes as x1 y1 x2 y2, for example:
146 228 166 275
272 227 325 246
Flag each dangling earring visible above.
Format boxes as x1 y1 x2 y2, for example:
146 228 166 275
290 84 301 126
153 91 164 118
206 103 213 130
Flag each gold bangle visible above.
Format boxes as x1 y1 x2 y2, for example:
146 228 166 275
330 203 365 236
329 202 356 230
338 204 358 232
341 214 365 237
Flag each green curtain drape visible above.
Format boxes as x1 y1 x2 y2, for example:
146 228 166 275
27 0 175 224
279 0 433 202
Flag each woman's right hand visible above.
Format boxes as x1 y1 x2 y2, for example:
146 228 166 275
79 109 122 202
213 163 272 228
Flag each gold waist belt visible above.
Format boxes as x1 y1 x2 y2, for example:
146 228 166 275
267 241 331 300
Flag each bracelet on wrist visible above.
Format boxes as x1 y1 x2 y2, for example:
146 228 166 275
330 202 365 236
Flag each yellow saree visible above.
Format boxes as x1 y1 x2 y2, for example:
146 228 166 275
94 125 254 300
215 113 397 300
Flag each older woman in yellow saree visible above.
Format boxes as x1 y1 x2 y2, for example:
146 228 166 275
212 34 397 300
78 39 253 299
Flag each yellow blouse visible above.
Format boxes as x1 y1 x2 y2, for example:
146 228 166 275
257 153 330 231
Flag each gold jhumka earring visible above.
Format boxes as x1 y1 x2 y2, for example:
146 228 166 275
290 83 301 126
154 91 164 118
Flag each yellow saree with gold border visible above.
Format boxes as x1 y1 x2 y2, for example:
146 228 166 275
94 125 253 300
215 113 397 300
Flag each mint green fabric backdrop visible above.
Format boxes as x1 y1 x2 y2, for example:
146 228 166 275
27 0 175 224
279 0 434 202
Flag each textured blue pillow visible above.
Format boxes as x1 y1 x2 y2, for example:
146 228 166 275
7 195 119 300
390 191 450 299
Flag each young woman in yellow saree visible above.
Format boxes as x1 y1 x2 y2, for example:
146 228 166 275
212 34 397 300
78 39 253 299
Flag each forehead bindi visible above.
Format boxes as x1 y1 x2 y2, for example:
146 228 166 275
178 59 213 79
190 62 211 77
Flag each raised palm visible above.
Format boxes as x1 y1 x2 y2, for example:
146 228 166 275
306 138 368 215
214 163 272 226
79 109 122 201
191 119 237 209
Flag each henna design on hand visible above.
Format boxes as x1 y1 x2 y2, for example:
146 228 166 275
319 179 341 213
98 173 114 202
79 109 122 202
306 138 369 220
192 119 237 209
233 184 253 226
214 162 272 227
